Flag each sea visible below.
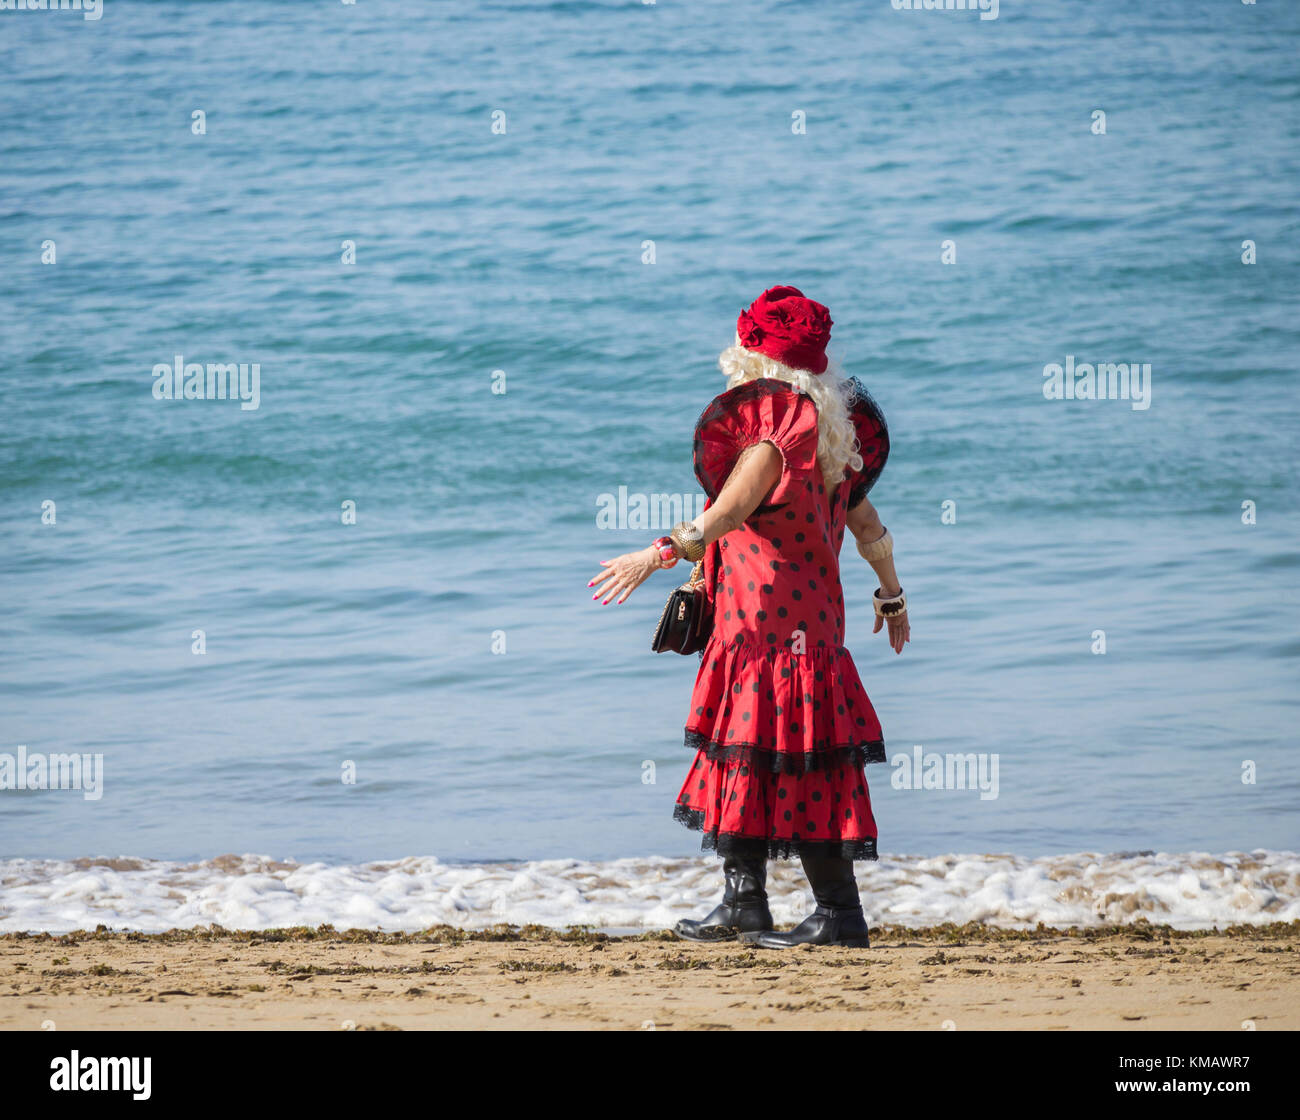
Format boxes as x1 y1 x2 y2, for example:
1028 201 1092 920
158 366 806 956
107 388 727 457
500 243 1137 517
1 0 1297 932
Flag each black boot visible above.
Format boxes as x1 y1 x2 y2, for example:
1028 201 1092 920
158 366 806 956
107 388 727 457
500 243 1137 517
675 856 773 941
749 851 870 948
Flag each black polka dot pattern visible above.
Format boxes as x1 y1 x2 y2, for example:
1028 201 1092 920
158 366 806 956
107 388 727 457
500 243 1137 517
676 378 890 861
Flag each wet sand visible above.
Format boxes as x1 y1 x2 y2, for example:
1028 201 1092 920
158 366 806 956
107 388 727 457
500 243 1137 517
2 922 1296 1031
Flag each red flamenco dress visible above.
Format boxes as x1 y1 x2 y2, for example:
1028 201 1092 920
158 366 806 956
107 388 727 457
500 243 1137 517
673 377 890 861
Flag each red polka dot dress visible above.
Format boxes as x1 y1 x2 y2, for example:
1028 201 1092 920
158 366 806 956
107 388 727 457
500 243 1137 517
673 377 890 861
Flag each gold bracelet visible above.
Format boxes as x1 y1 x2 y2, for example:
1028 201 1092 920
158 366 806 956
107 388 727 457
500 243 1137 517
670 520 705 562
857 527 893 563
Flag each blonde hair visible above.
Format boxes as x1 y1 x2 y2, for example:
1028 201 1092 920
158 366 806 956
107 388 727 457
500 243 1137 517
718 338 863 486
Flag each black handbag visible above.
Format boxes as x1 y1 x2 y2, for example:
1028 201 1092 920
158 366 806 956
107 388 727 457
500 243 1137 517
651 560 713 654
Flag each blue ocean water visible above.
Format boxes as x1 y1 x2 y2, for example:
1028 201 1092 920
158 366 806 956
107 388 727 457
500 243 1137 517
1 0 1298 876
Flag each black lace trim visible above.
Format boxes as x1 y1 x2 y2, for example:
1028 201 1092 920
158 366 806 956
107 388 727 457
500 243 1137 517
673 804 879 861
845 377 889 510
685 728 887 774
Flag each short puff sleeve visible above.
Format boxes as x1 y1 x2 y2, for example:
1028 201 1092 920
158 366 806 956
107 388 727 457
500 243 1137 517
692 379 819 515
845 378 889 510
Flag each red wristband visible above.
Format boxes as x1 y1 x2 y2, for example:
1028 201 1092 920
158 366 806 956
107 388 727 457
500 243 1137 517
652 536 678 569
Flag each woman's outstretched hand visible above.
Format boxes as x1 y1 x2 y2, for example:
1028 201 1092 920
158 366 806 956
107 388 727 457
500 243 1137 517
589 546 660 605
873 607 910 655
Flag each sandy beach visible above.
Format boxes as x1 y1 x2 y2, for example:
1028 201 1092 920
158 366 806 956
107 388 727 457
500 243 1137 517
2 922 1296 1031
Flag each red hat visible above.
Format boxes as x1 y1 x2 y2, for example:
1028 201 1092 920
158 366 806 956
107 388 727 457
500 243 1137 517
736 285 833 374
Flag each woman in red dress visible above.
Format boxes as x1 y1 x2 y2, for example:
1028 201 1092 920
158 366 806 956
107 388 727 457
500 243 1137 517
589 286 909 948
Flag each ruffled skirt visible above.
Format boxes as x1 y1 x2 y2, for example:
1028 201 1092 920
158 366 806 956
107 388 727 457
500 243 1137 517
673 636 885 860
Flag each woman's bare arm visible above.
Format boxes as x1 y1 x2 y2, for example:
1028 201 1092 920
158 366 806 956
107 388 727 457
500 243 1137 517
846 496 910 654
693 442 782 544
588 442 783 605
845 498 900 595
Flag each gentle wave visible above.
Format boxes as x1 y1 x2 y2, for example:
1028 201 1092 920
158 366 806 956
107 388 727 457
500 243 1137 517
1 850 1296 935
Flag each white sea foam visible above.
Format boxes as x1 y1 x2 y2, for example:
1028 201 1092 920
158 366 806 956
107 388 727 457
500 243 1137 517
1 850 1296 935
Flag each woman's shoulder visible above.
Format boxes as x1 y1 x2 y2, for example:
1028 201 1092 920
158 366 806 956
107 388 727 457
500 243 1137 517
845 377 887 433
692 379 819 503
699 377 804 416
695 378 814 435
844 376 889 504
